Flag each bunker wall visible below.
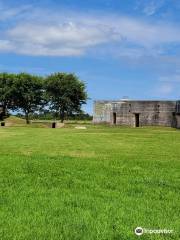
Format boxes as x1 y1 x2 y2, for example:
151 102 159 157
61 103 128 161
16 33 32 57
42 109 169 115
93 100 177 127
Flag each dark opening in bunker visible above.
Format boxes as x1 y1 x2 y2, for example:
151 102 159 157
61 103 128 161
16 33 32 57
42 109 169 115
1 122 5 127
52 122 56 128
135 113 139 127
113 112 116 125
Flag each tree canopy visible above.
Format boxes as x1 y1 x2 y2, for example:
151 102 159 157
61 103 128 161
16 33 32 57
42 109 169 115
0 72 88 123
11 73 44 124
45 73 87 122
0 73 15 120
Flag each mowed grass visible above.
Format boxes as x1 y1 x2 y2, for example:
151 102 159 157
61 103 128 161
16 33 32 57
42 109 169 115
0 125 179 240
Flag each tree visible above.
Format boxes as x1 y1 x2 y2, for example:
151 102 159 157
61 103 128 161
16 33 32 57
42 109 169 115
45 73 87 122
11 73 44 124
0 73 15 121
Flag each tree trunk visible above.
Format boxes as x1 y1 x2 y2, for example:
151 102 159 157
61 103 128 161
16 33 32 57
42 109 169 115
60 110 65 123
0 105 7 121
25 112 30 124
0 114 3 121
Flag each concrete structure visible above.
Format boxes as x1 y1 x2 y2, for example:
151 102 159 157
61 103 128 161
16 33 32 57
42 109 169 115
93 100 180 128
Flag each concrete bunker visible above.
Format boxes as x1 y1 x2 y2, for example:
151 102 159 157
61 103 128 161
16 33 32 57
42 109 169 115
93 100 180 128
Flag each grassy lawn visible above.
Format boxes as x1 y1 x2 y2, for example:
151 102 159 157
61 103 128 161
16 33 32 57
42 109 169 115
0 125 179 239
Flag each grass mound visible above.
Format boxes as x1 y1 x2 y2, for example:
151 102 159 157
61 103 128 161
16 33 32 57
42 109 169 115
5 116 26 126
5 116 51 127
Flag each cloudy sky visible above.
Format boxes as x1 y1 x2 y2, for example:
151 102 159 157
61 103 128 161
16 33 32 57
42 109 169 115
0 0 180 113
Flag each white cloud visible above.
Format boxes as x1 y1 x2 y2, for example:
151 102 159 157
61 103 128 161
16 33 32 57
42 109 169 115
0 4 32 21
143 1 163 16
8 21 110 47
0 5 180 57
136 0 165 16
0 40 14 51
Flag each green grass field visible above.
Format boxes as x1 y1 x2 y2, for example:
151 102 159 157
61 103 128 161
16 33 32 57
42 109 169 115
0 125 179 239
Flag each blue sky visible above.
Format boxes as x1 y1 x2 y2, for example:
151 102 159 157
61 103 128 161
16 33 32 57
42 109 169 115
0 0 180 113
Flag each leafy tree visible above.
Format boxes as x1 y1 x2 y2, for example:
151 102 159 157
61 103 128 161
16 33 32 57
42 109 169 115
11 73 44 124
45 73 87 122
0 73 15 121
